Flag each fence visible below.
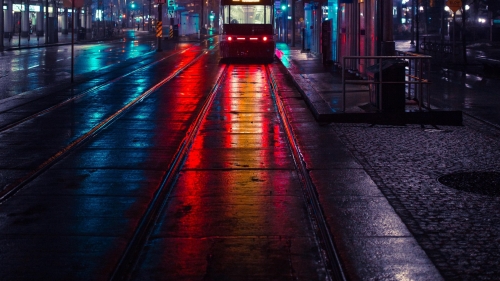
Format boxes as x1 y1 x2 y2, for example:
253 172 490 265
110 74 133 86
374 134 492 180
341 54 432 112
419 37 461 57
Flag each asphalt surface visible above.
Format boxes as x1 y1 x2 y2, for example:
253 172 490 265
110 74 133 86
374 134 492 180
1 30 500 280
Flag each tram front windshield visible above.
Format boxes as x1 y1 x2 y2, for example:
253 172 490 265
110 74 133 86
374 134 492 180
223 5 272 24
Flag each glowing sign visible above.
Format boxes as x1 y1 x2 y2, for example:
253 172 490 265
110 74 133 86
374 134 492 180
446 0 462 13
232 0 261 2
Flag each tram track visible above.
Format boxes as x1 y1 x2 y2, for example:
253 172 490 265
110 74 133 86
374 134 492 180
1 44 346 279
109 63 346 281
266 65 347 281
109 62 229 281
0 46 193 133
0 44 215 202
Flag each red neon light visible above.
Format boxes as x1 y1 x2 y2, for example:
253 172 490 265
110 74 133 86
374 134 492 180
263 36 268 41
228 36 232 41
237 37 245 40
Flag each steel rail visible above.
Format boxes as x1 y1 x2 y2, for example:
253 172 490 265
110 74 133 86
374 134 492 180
109 63 229 281
0 47 192 133
0 46 215 203
266 65 347 281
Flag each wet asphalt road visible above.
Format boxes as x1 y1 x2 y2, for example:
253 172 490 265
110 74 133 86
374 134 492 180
0 32 331 280
1 32 500 280
0 31 160 100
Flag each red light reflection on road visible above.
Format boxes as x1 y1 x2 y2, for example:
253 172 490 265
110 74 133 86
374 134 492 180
150 63 301 278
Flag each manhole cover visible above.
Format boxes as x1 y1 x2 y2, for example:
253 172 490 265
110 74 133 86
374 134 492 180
438 172 500 196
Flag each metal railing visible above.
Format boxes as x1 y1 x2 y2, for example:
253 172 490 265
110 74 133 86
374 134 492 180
419 37 461 57
341 54 432 112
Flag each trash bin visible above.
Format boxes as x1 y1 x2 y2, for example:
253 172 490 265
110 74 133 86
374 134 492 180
366 59 407 112
78 28 86 40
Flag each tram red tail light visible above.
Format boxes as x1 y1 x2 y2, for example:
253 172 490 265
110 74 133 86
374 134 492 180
226 36 271 42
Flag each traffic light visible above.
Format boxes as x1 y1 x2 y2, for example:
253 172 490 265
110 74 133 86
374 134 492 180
281 5 286 11
131 2 136 9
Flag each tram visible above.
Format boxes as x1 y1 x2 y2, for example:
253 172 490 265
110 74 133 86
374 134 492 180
219 0 276 61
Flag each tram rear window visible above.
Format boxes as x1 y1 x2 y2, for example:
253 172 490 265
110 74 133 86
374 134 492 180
223 24 273 35
223 5 272 24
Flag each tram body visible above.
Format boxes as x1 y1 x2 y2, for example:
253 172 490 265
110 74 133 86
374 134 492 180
219 0 275 61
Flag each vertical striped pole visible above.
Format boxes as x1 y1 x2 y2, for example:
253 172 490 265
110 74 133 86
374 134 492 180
157 3 163 52
156 22 162 37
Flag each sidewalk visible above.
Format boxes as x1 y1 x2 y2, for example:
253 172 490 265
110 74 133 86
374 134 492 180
275 43 462 125
274 43 500 280
3 31 75 50
1 28 154 50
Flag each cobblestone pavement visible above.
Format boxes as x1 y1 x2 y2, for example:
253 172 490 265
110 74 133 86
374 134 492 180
330 116 500 280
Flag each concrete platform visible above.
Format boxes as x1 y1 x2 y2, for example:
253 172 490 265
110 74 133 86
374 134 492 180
275 44 462 125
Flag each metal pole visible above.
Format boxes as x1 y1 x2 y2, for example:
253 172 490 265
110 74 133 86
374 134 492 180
291 0 295 47
46 0 49 43
342 56 345 112
71 0 74 82
52 0 57 43
18 5 21 47
0 0 4 51
490 12 493 42
452 12 455 62
376 0 383 55
198 0 201 33
110 2 113 32
103 2 106 37
97 2 100 37
416 1 419 53
461 2 467 66
282 7 285 42
410 0 414 45
284 0 287 44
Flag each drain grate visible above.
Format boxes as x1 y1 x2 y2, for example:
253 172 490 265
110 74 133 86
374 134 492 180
438 172 500 196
